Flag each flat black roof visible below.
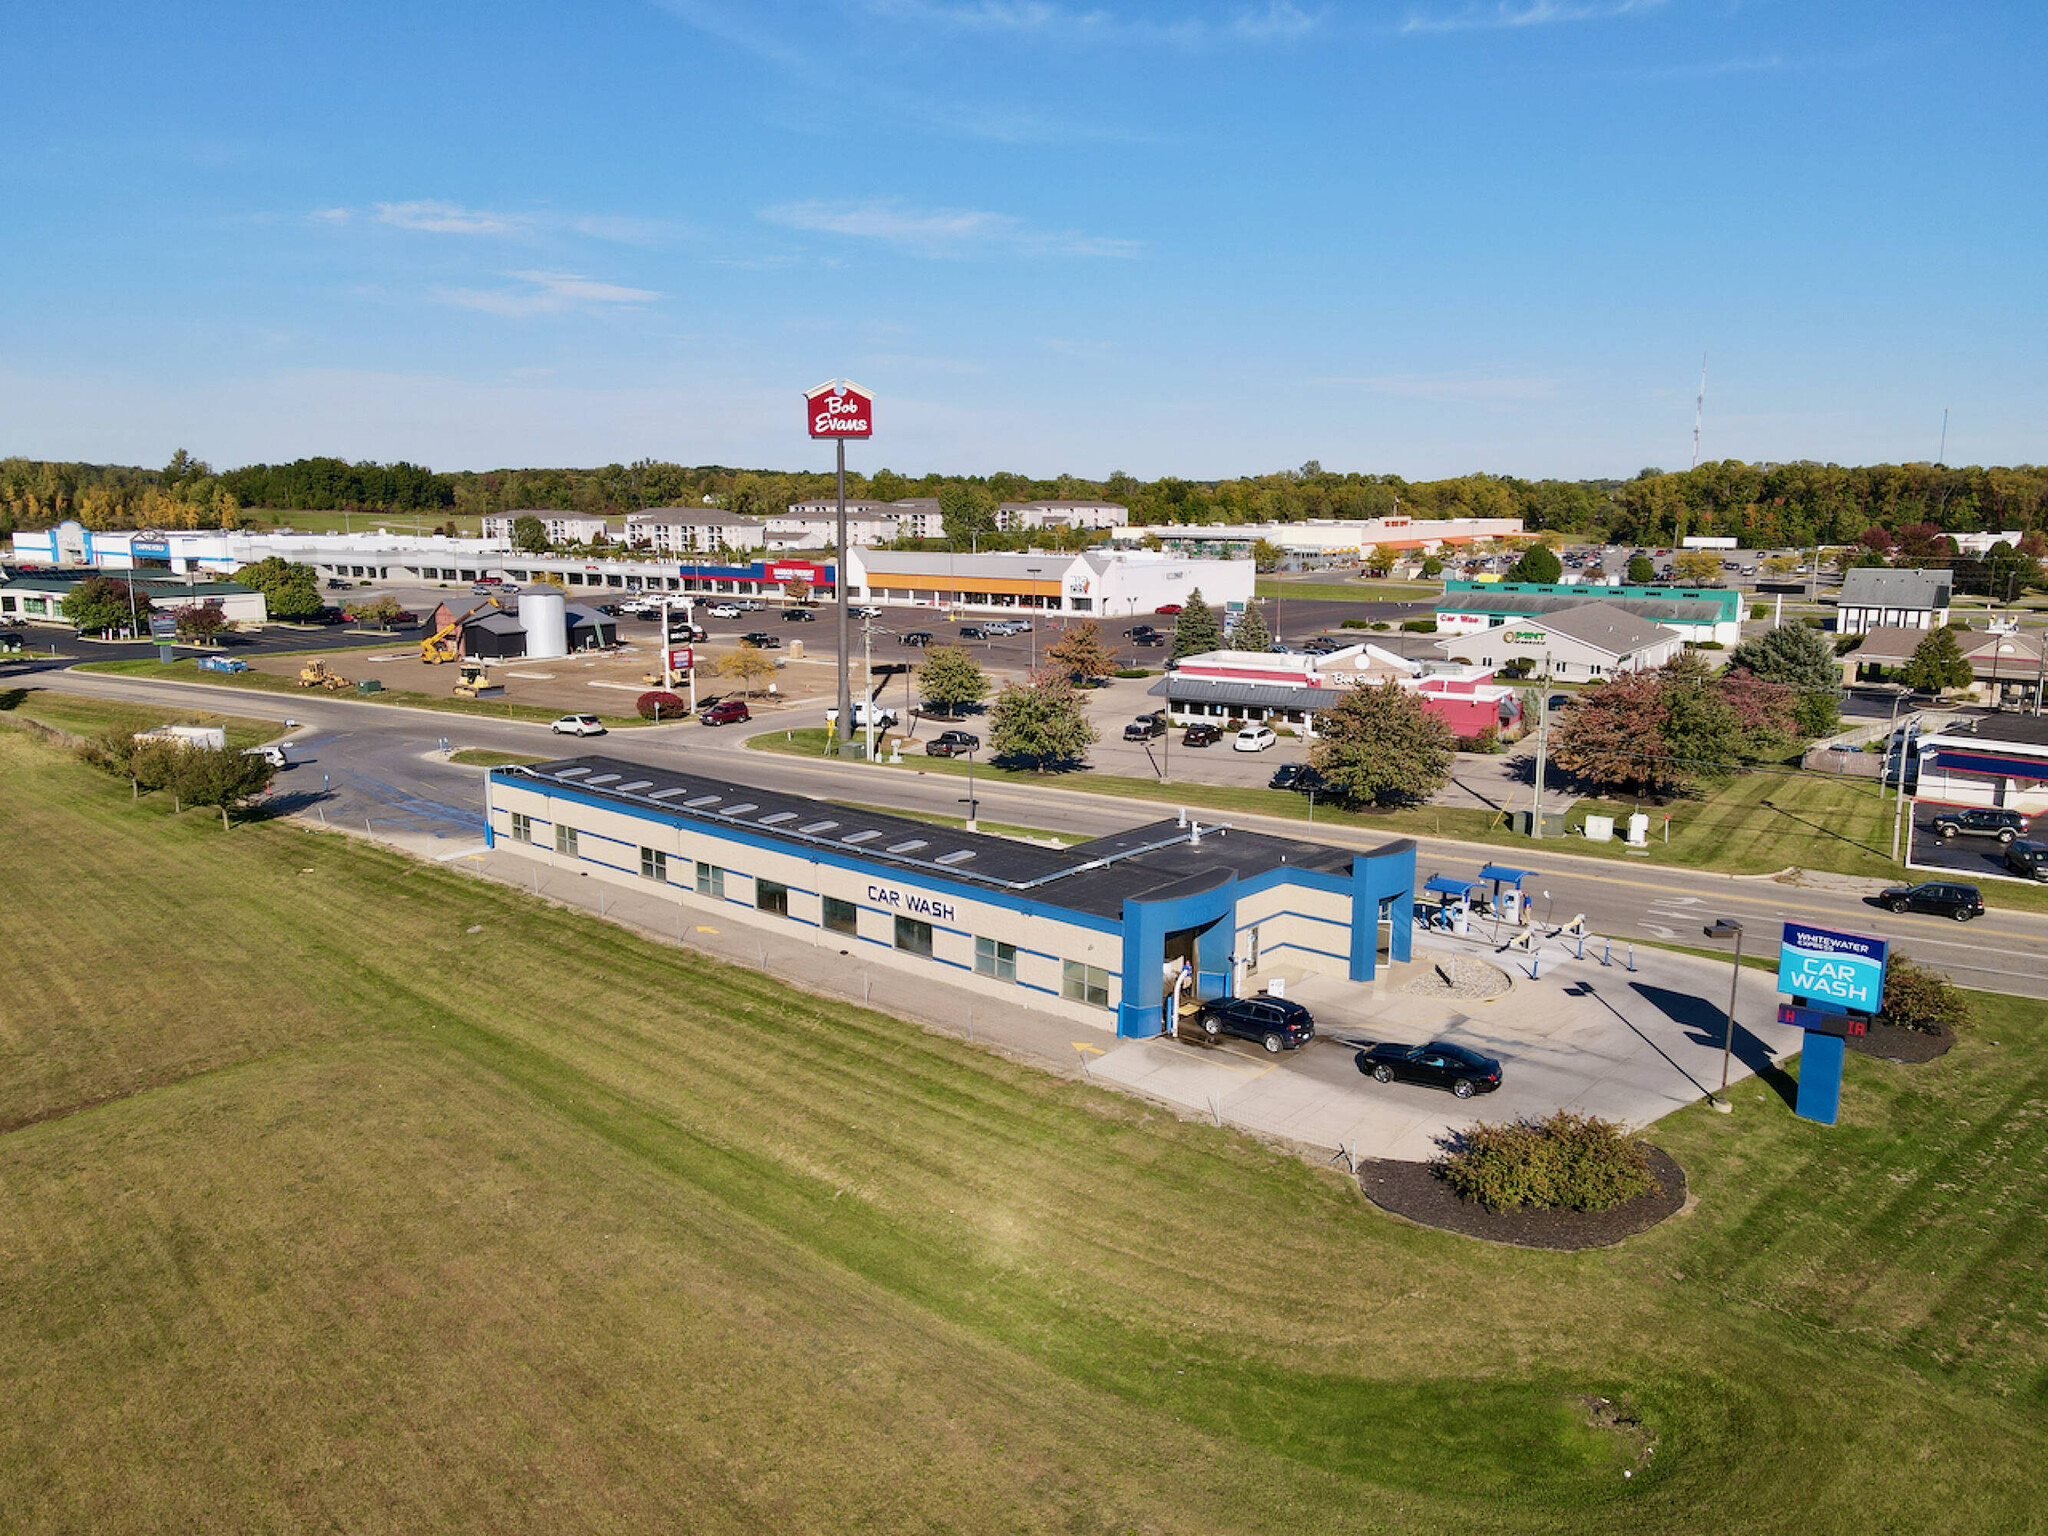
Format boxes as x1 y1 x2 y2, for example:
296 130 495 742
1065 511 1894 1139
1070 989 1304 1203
501 754 1378 921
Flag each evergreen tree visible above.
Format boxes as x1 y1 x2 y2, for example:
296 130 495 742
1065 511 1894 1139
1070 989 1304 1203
1509 544 1563 583
1309 681 1456 805
1170 588 1222 659
1230 601 1270 654
1903 626 1974 694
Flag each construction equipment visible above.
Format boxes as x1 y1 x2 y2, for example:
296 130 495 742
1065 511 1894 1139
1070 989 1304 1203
297 660 352 691
451 660 493 699
419 619 462 663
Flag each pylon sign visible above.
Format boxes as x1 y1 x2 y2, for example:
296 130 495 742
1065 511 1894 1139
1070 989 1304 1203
805 379 873 439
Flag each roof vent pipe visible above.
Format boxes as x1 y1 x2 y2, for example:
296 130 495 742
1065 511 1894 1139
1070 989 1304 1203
1189 821 1202 846
1177 807 1187 827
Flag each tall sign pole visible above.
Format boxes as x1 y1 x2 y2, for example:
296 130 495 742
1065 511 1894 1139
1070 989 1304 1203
806 379 874 748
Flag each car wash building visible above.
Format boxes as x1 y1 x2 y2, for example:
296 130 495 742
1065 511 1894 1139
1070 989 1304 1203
486 756 1417 1037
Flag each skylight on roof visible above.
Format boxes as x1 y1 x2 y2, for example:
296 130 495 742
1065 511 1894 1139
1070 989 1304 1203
585 774 620 785
722 802 759 817
843 830 883 844
648 788 688 800
683 795 722 808
798 820 840 834
886 839 929 855
759 811 799 825
556 766 590 777
935 850 977 865
618 779 654 792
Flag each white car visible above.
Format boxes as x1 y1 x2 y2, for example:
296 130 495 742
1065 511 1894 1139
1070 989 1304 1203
550 713 607 737
1233 725 1278 753
704 604 741 618
852 605 882 619
824 701 900 729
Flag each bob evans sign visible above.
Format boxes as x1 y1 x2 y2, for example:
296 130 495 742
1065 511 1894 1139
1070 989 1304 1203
806 379 874 439
866 881 957 924
1777 922 1888 1011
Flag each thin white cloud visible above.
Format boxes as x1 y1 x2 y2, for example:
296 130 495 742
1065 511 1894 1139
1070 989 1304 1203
307 207 352 226
761 199 1139 258
1400 0 1664 35
861 0 1318 47
433 270 662 318
375 200 528 236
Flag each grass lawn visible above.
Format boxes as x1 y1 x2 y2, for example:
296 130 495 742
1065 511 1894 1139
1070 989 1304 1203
0 685 283 751
73 655 650 728
1257 577 1439 603
447 748 547 768
2 724 2046 1529
251 509 484 538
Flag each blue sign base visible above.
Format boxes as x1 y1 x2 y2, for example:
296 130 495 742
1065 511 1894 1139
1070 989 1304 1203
1795 1031 1847 1125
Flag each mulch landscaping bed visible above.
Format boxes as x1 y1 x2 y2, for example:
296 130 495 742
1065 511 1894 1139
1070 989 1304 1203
1847 1021 1954 1064
1356 1145 1688 1250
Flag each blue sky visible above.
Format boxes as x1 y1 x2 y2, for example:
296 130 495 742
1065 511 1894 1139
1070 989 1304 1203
2 1 2042 480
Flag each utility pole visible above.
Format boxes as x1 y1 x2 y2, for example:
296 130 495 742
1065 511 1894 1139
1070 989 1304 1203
1691 352 1707 471
863 615 876 762
1530 660 1551 839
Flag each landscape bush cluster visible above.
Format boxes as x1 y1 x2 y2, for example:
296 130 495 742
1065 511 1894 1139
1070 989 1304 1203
76 728 275 828
1436 1111 1660 1212
1881 952 1974 1035
636 691 686 720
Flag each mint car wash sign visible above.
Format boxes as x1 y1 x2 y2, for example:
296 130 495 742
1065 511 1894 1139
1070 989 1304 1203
1778 922 1888 1126
1777 922 1887 1010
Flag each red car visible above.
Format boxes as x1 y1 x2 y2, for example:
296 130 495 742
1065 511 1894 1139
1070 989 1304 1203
699 699 751 726
1154 603 1183 615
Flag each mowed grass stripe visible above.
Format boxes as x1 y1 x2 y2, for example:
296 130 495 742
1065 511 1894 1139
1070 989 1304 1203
3 726 2046 1530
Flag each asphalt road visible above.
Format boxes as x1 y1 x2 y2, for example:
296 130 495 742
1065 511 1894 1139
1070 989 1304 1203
26 666 2048 1000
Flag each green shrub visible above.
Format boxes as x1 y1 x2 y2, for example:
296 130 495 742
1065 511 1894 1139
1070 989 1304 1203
1801 615 1828 630
1750 605 1767 620
1880 952 1972 1035
1436 1112 1660 1212
1400 618 1438 633
1113 667 1153 679
1341 618 1371 629
1456 725 1502 754
1688 640 1726 651
1369 621 1391 631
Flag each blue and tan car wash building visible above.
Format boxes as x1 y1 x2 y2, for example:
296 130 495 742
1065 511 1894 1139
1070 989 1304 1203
486 756 1418 1036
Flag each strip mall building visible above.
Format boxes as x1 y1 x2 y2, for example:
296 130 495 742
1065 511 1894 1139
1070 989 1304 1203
486 756 1417 1037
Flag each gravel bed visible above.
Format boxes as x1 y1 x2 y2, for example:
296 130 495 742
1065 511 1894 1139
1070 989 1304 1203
1400 955 1512 1000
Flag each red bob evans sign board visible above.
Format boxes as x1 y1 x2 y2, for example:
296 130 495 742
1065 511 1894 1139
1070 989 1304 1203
806 379 873 439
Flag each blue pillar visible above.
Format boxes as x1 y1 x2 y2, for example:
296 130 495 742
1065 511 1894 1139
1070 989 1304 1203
1118 876 1237 1039
1796 1032 1847 1125
1350 839 1417 982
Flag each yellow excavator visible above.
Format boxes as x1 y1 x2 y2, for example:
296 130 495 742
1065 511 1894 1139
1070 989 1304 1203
296 659 352 691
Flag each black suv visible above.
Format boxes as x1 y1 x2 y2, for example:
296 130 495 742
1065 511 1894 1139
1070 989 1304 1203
1182 723 1224 747
2005 840 2048 880
926 730 980 757
782 607 816 622
1878 881 1985 921
1185 995 1315 1054
739 631 781 648
1929 807 2028 844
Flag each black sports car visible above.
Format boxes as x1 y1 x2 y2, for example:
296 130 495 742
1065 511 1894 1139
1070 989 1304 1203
1354 1040 1502 1099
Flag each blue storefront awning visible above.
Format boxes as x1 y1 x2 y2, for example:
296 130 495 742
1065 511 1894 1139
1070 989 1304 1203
1927 749 2048 784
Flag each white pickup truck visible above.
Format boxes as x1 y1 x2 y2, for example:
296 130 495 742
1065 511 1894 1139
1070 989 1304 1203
824 701 900 729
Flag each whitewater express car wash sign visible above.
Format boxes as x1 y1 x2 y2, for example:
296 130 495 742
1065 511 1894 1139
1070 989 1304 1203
806 379 873 439
1777 922 1888 1011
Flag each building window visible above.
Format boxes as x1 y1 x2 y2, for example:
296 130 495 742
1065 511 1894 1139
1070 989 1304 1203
894 915 934 958
641 847 667 882
757 879 790 917
510 812 533 843
555 824 579 857
823 895 858 937
696 861 725 898
975 936 1017 981
1062 961 1111 1009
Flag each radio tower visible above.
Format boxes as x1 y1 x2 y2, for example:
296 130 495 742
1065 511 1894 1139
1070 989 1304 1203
1690 352 1708 470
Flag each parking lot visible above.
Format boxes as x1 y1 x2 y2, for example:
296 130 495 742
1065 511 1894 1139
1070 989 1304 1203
1908 801 2048 887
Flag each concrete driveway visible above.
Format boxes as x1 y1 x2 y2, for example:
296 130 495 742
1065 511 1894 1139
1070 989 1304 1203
1088 931 1801 1160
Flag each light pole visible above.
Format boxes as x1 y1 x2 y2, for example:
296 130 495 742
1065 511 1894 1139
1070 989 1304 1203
962 748 979 832
1702 919 1744 1111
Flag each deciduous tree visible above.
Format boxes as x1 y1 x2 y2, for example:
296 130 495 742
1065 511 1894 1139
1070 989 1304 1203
989 675 1098 772
237 556 323 621
1673 548 1723 585
636 690 685 720
1626 554 1656 584
1046 620 1114 686
1308 681 1456 805
713 647 779 697
174 745 277 831
512 514 548 553
917 644 989 717
60 576 149 636
1509 544 1563 583
172 602 229 644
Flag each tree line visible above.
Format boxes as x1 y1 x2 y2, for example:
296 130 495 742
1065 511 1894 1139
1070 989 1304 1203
9 450 2047 551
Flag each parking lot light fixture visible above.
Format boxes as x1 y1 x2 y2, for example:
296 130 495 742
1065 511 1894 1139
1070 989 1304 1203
1702 919 1744 1111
